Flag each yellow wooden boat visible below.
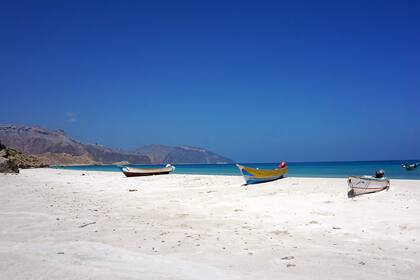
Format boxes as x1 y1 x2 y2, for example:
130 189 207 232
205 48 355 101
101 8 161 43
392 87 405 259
236 163 288 185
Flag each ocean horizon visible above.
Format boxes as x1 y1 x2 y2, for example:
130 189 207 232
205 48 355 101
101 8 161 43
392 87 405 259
54 160 420 180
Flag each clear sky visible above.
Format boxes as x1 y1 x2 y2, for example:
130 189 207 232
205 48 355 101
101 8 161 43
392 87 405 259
0 0 419 162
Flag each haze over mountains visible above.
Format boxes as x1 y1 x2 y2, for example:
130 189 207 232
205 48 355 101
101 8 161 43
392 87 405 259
133 145 233 164
0 125 233 165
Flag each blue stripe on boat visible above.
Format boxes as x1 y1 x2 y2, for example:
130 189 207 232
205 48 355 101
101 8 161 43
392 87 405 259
244 175 284 184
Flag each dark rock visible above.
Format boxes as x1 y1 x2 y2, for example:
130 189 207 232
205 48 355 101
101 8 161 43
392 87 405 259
0 157 19 173
0 140 46 171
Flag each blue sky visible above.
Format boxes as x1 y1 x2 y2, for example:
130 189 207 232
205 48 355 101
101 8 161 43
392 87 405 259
0 0 419 162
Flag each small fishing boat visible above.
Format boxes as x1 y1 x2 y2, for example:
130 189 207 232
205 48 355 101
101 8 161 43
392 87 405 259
347 170 390 197
401 162 419 171
120 164 175 177
236 162 288 185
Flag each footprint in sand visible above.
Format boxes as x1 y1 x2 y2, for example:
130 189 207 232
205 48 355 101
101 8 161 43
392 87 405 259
271 230 290 236
176 213 189 218
310 211 334 216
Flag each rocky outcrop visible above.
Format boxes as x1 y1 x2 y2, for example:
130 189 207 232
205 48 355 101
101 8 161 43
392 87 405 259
0 125 151 165
0 157 19 173
134 145 233 164
0 141 47 173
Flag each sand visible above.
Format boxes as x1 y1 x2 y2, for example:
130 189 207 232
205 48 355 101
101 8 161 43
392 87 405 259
0 169 419 280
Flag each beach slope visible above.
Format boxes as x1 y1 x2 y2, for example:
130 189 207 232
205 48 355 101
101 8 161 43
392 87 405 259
0 169 419 279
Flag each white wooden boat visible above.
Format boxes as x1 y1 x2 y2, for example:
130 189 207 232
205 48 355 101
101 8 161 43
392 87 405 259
120 164 175 177
347 175 390 197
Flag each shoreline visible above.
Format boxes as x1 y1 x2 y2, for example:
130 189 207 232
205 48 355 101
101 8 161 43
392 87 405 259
1 169 419 279
47 166 420 180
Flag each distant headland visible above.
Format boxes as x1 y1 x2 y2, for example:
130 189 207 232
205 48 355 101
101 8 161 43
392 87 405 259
0 125 233 166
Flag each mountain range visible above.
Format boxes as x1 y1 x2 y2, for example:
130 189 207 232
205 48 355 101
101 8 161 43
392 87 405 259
0 125 233 165
133 145 233 164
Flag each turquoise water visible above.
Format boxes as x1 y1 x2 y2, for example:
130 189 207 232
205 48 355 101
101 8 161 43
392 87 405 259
53 160 420 179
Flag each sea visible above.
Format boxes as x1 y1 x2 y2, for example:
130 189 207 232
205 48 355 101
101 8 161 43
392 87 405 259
54 160 420 180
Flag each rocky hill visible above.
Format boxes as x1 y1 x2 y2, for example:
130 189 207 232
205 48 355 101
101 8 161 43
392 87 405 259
0 125 151 165
133 145 233 164
0 142 47 173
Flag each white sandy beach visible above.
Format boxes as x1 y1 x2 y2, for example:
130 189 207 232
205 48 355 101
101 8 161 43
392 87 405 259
0 169 419 280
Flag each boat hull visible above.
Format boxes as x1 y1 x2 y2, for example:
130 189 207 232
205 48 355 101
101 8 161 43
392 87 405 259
347 176 390 197
122 170 172 177
120 165 175 177
236 164 288 185
402 162 419 171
